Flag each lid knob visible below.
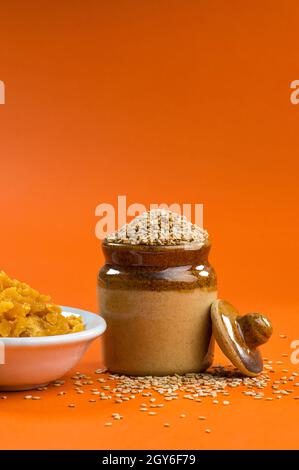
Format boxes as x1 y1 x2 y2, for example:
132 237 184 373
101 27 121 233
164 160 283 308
237 313 273 348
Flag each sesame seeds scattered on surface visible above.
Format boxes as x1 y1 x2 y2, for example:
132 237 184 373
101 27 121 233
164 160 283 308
5 356 298 433
82 366 271 405
106 209 208 246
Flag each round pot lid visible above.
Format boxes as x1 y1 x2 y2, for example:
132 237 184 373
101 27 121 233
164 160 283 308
211 300 273 377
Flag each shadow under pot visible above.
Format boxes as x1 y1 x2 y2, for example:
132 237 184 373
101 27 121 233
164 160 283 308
98 240 217 376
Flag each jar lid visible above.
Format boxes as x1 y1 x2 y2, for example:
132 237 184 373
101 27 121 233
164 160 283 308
211 300 273 377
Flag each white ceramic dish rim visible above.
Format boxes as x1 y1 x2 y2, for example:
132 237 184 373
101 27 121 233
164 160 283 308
0 306 106 346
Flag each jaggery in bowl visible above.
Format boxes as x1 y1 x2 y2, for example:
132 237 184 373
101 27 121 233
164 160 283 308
0 306 106 391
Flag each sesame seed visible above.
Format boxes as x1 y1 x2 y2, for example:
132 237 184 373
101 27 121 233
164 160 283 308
223 400 230 405
95 368 107 374
198 416 206 420
205 429 212 433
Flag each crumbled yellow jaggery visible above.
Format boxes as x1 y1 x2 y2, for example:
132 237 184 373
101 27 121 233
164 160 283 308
0 271 84 337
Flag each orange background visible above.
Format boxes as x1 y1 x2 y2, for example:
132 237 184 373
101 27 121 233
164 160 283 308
1 0 299 450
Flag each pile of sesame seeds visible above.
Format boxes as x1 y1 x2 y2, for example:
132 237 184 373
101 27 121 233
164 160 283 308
103 366 270 401
106 209 208 246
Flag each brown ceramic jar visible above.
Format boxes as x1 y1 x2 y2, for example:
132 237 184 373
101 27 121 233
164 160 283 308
98 240 217 376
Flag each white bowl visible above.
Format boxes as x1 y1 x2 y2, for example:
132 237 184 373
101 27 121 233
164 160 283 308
0 306 106 391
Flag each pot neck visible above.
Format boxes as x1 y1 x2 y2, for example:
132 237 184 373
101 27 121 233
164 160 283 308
102 240 211 267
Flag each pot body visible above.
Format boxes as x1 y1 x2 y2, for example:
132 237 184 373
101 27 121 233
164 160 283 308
98 241 217 376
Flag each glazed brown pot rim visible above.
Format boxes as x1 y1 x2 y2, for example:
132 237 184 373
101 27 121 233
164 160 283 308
103 239 210 250
102 239 211 267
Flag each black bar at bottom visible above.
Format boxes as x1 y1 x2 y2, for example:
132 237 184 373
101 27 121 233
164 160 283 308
0 450 298 464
